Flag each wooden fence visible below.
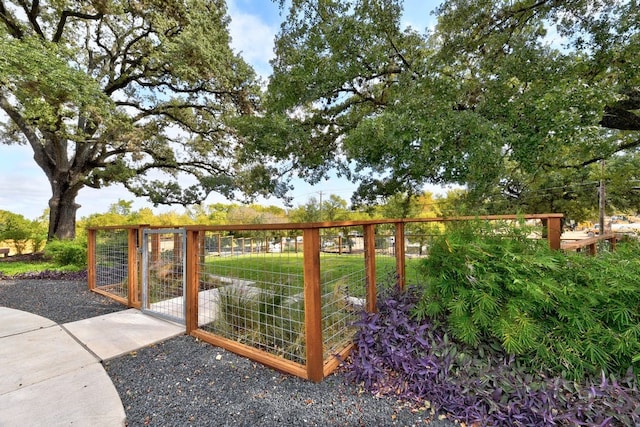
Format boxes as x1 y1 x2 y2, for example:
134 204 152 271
561 233 617 255
87 213 563 382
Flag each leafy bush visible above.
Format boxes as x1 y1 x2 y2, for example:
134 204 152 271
44 239 87 267
347 286 640 426
413 221 640 380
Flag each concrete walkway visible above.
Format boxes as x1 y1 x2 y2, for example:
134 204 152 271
0 307 184 426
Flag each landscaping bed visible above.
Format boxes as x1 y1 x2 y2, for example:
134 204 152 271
0 277 455 426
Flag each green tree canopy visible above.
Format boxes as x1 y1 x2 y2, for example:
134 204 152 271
288 194 354 223
239 0 639 220
0 209 44 253
0 0 277 240
432 0 640 219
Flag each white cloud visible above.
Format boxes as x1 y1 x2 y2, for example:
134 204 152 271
401 0 440 32
227 5 277 79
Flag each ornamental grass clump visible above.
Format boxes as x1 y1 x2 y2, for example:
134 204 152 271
346 285 640 426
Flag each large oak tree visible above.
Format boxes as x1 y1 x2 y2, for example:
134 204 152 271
241 0 639 221
433 0 640 218
0 0 278 240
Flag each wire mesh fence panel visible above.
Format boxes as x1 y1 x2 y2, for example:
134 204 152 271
372 232 400 294
595 239 616 253
143 229 186 323
95 228 130 299
563 239 616 257
319 226 365 360
404 226 445 286
197 229 307 364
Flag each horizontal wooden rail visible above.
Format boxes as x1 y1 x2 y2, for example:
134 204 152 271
88 214 562 233
561 233 617 256
178 214 564 232
87 224 149 231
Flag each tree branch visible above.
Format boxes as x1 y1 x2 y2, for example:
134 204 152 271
0 92 54 176
53 9 103 43
385 30 414 75
600 106 640 131
0 1 24 38
17 0 44 38
545 137 640 170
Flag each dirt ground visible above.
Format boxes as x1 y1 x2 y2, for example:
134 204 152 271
0 252 47 263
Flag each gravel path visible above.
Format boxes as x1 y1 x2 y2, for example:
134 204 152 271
0 278 125 323
0 279 456 427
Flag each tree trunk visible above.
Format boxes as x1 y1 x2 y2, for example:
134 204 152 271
48 183 81 241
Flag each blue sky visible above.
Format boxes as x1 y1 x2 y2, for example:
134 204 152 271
0 0 441 220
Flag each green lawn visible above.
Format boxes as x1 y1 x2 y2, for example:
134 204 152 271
0 260 83 275
202 252 425 297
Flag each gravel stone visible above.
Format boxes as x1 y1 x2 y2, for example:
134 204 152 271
105 336 456 427
0 278 125 323
1 279 457 427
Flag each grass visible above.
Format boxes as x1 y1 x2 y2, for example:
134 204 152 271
0 260 84 275
202 252 425 297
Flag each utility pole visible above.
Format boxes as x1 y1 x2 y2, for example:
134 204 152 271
318 191 323 222
599 160 606 234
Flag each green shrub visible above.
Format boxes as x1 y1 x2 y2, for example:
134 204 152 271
414 220 640 380
44 239 87 267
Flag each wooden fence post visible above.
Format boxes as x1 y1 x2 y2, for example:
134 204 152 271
547 216 562 250
395 222 406 290
127 228 140 308
151 233 160 264
363 224 377 312
173 232 182 259
199 231 206 265
303 227 323 382
185 229 200 334
87 228 96 291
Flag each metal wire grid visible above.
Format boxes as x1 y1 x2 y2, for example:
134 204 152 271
320 232 364 254
218 235 235 256
319 227 365 359
95 229 129 299
197 230 307 363
144 230 185 323
372 232 401 293
404 231 441 286
320 269 362 360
